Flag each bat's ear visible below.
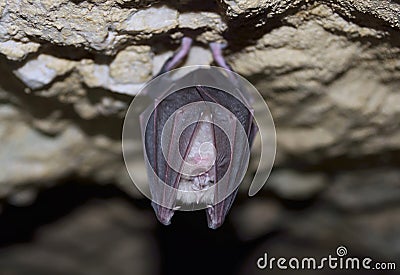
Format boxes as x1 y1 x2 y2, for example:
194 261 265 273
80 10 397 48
151 202 175 225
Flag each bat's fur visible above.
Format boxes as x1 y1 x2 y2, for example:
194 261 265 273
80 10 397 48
176 115 216 205
176 179 214 205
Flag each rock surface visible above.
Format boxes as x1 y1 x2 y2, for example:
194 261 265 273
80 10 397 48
0 0 398 197
0 0 399 273
0 195 159 275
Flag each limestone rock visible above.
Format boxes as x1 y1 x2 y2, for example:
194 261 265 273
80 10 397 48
0 40 40 61
267 170 328 200
0 198 158 275
109 45 153 83
325 169 400 211
122 5 178 33
14 55 75 89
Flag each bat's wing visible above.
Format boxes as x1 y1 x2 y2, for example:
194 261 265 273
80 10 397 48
140 87 209 224
193 86 257 229
140 67 257 228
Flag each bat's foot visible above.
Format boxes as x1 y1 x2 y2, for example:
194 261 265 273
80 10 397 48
209 41 238 84
156 38 234 78
209 41 233 72
155 36 193 77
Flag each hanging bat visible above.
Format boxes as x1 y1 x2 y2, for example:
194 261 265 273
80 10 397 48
140 37 258 229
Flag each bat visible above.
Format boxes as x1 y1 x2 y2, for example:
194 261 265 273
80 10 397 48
140 37 258 229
